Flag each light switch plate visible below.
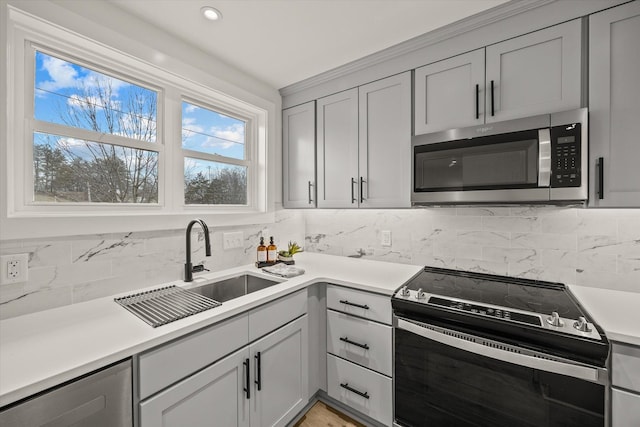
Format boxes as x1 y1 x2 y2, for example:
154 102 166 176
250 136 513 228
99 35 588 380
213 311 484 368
223 232 244 250
1 253 29 285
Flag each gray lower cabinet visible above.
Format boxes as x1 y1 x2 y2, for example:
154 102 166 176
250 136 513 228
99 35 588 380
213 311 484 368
283 101 316 208
140 347 250 427
316 72 411 208
140 315 308 427
325 285 393 426
414 19 582 135
589 0 640 207
611 342 640 427
137 289 309 427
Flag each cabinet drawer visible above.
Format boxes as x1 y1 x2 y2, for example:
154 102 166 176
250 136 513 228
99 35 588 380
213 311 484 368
249 289 307 341
612 343 640 392
327 310 392 376
327 354 392 426
138 314 248 399
327 285 391 324
612 388 640 427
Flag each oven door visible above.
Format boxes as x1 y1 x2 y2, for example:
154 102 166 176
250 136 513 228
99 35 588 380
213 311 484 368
394 317 608 427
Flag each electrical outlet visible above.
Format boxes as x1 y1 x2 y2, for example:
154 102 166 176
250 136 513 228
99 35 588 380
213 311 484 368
223 231 244 250
381 230 392 247
0 253 29 285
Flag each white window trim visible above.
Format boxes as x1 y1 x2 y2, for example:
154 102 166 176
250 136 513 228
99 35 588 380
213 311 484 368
1 6 273 240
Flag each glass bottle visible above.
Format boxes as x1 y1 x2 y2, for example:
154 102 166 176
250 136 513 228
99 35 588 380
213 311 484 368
267 236 277 263
257 237 267 263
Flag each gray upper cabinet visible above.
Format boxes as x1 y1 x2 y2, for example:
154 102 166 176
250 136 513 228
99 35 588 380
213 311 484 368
414 19 582 135
316 73 411 208
316 88 359 208
414 49 485 135
359 72 411 208
589 1 640 207
485 19 582 123
283 101 316 208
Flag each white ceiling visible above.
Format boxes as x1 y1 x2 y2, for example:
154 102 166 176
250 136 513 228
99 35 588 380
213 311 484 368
109 0 508 90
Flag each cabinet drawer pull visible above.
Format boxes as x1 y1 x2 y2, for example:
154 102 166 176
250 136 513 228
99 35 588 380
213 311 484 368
254 351 262 391
359 177 365 203
339 299 369 310
339 336 369 350
597 157 604 200
475 84 479 119
243 358 250 399
308 181 314 204
340 382 370 399
490 80 495 116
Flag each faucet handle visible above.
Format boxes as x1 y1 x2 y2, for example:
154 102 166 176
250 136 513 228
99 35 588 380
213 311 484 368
192 264 210 273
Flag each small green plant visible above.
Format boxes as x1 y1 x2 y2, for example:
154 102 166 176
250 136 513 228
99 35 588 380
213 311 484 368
279 241 303 257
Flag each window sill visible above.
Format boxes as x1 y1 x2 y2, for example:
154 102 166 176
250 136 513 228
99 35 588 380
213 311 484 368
0 210 275 240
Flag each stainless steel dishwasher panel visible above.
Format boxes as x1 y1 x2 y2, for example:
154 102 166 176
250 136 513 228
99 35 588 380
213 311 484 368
0 359 132 427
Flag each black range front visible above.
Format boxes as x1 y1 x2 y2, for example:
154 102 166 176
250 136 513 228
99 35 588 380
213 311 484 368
391 267 610 427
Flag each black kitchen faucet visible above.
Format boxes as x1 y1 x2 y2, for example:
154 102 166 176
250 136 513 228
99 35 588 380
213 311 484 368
184 219 211 282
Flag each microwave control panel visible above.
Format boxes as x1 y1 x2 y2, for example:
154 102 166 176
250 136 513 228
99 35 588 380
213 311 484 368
551 123 582 188
550 123 581 188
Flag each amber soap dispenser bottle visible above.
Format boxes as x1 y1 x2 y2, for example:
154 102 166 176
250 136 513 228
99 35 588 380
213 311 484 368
267 236 277 263
257 237 267 263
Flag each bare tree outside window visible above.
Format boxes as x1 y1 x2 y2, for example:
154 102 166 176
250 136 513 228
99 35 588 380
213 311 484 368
33 51 158 203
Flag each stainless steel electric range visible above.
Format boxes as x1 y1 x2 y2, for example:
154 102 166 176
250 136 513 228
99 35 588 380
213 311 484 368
392 267 610 427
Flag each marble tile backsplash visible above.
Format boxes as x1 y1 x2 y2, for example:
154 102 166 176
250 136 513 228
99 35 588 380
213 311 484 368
303 207 640 293
0 210 305 320
2 206 639 319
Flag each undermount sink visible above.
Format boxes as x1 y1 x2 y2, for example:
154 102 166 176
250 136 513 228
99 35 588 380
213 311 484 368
189 273 283 303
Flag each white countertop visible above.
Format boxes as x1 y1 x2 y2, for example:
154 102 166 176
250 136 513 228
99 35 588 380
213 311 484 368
2 253 639 408
0 252 421 407
568 285 640 347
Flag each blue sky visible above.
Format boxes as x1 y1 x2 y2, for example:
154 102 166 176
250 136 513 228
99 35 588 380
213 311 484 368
34 51 245 162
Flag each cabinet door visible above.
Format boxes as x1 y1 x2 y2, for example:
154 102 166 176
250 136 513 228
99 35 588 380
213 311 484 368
359 72 411 208
316 88 359 208
589 1 640 207
140 347 250 427
283 102 316 208
485 19 582 123
414 49 485 135
250 314 308 427
612 388 640 427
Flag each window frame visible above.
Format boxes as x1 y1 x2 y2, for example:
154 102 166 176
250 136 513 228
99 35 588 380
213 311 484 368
27 44 165 209
2 6 271 239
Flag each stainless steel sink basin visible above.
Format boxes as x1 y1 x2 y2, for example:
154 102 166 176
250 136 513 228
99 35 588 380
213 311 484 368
189 274 282 303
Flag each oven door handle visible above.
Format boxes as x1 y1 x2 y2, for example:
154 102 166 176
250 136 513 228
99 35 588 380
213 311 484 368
396 318 601 383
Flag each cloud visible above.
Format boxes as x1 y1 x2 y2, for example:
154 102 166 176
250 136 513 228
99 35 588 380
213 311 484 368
38 52 129 95
67 94 121 111
38 55 79 92
203 123 245 149
184 104 199 113
182 118 205 140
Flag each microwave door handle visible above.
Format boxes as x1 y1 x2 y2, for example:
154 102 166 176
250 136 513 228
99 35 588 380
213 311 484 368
538 128 551 187
395 317 601 383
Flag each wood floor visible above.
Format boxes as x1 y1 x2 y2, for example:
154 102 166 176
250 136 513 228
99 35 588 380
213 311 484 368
293 401 366 427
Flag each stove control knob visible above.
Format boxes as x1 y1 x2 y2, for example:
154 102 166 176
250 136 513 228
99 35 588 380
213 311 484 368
400 286 410 297
573 316 592 333
546 311 564 327
415 288 426 300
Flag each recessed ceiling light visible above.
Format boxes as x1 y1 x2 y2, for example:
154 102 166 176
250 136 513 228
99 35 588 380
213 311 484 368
201 6 222 21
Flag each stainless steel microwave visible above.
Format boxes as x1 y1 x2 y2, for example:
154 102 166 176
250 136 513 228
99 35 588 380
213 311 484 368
411 108 587 205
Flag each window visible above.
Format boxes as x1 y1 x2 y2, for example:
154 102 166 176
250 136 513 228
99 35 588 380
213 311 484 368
182 101 249 205
32 50 160 204
3 5 271 239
